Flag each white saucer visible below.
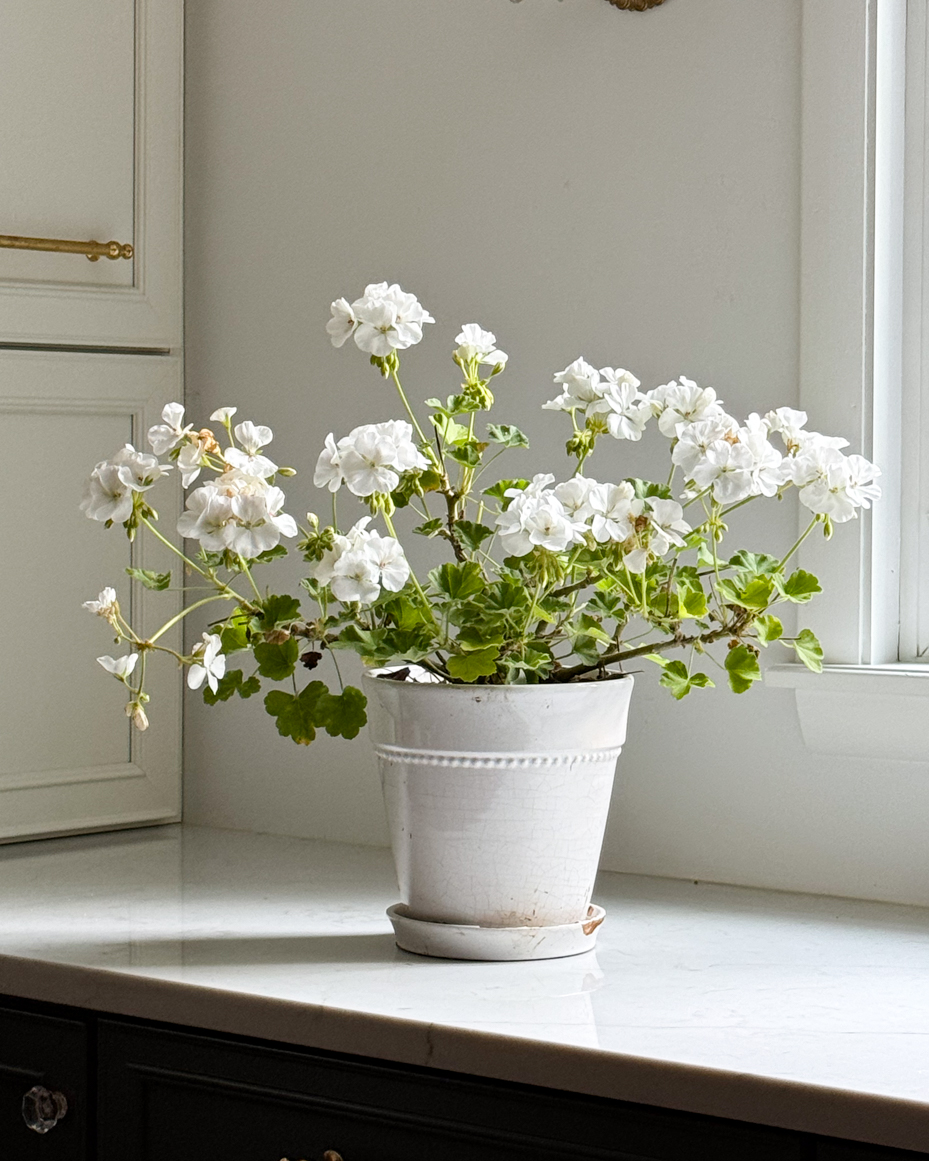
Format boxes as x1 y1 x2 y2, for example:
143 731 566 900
386 904 606 961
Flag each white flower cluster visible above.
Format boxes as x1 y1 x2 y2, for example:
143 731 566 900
177 469 297 557
314 420 429 497
670 404 880 520
327 282 434 356
495 474 691 574
454 324 507 369
308 518 411 605
544 361 881 523
543 358 651 441
80 444 172 523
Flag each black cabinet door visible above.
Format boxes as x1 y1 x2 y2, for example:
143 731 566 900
0 1003 88 1161
97 1020 811 1161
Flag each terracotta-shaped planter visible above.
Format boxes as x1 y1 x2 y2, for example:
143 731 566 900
363 672 634 961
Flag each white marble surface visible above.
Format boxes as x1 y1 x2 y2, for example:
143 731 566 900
0 825 928 1151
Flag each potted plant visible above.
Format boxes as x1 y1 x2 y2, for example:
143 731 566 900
81 282 880 960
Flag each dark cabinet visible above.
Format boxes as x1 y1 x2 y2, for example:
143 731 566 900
0 1003 88 1160
0 996 926 1161
95 1021 808 1161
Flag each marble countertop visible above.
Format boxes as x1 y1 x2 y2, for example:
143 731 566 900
0 825 927 1152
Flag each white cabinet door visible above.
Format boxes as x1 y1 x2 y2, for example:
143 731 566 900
0 0 182 348
0 349 183 842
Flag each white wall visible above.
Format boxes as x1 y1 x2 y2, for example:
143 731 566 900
184 0 929 906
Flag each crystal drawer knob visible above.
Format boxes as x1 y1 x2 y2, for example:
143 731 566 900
21 1085 68 1133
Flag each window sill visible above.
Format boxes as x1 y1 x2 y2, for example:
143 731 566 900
766 664 929 761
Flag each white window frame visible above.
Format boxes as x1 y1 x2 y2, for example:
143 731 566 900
767 0 929 761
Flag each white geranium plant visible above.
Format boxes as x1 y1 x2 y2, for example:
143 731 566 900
82 282 881 744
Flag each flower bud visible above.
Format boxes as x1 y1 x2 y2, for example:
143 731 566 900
126 701 150 731
264 628 292 645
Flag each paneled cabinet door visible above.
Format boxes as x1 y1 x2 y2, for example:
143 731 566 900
0 0 182 348
0 349 182 842
0 1004 88 1160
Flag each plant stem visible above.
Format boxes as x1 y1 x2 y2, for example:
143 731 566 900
148 594 236 644
779 516 819 570
140 518 255 611
382 510 441 631
237 555 263 600
390 367 431 448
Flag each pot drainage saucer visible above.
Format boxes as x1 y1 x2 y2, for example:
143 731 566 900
386 904 605 962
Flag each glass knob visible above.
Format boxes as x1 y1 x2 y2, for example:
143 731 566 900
22 1085 68 1133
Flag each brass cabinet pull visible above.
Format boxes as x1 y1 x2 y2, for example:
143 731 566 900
0 233 133 261
21 1085 68 1133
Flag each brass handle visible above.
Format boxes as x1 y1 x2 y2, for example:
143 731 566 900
0 233 133 261
21 1085 68 1133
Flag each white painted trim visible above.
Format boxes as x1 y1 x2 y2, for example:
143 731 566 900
798 0 877 666
900 0 929 660
0 0 183 348
768 664 929 761
0 350 183 843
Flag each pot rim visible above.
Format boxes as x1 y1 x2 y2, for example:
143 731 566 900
363 667 633 694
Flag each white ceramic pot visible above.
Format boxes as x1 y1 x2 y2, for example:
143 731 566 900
363 672 634 960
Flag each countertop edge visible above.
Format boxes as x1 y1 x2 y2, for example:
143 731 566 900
2 952 927 1153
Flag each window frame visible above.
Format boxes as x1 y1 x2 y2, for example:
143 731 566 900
767 0 929 759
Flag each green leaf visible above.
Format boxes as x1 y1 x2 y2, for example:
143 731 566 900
251 545 288 565
486 423 529 449
658 660 692 699
257 594 301 631
787 628 824 672
323 685 367 739
773 569 822 604
482 478 528 502
575 613 613 645
428 561 486 600
696 541 716 567
455 520 494 552
219 609 252 654
728 550 782 576
430 413 470 446
264 685 323 745
126 568 171 591
676 579 708 619
455 625 505 650
754 614 783 644
716 576 775 610
446 441 483 468
724 645 762 694
657 660 714 699
382 596 431 631
627 478 673 501
447 646 500 681
203 668 245 704
254 638 300 681
412 518 444 538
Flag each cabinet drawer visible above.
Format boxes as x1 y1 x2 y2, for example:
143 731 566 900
0 1003 89 1160
818 1143 929 1159
98 1021 809 1161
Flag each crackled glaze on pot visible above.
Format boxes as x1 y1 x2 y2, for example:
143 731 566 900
364 675 634 929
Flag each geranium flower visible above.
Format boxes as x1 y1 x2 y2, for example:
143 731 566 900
588 482 642 544
187 633 226 693
147 403 193 455
83 587 118 619
455 324 507 367
97 653 138 680
330 550 381 604
326 298 358 347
